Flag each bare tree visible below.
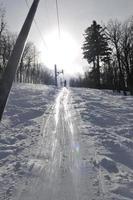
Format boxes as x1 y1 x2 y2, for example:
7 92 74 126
0 6 6 77
107 20 126 94
120 17 133 94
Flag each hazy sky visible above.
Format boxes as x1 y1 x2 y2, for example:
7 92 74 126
1 0 133 75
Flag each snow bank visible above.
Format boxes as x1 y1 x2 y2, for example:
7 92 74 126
0 83 58 200
71 87 133 200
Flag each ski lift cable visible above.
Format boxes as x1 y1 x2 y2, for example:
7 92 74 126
24 0 48 50
55 0 61 39
25 0 61 45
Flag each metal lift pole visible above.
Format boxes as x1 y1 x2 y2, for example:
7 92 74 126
0 0 40 121
54 64 64 87
55 64 58 87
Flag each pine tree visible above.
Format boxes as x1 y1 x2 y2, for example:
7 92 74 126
82 20 111 88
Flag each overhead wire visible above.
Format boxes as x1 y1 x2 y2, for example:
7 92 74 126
55 0 61 39
24 0 48 50
25 0 62 46
25 0 62 69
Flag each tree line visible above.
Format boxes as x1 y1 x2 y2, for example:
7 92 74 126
70 17 133 95
0 7 54 85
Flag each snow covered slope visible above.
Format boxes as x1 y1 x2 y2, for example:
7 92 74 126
71 88 133 200
0 85 133 200
0 84 58 200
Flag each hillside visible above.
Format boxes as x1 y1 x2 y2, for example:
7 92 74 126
0 84 133 200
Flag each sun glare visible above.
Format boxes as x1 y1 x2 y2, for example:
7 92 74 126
39 30 79 74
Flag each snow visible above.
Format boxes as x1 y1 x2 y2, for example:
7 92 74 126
0 84 133 200
0 83 58 200
71 88 133 200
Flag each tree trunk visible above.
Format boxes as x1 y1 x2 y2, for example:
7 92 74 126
96 56 101 88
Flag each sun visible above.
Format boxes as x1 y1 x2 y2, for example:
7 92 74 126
38 30 79 74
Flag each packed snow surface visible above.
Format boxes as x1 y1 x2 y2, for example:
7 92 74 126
0 84 133 200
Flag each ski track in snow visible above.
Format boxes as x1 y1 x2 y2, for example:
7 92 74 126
13 87 102 200
0 84 133 200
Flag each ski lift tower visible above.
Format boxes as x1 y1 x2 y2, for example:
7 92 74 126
54 64 64 87
0 0 40 121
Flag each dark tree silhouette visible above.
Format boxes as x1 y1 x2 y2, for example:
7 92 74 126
106 20 127 94
82 20 111 88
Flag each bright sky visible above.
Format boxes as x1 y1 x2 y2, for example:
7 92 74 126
1 0 133 75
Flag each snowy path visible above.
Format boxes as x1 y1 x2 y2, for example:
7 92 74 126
1 85 133 200
13 88 102 200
